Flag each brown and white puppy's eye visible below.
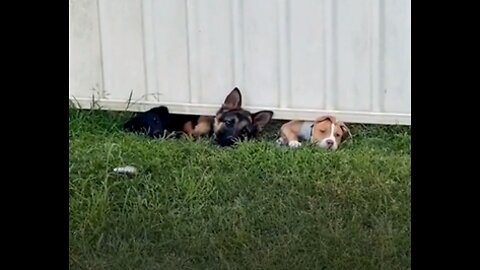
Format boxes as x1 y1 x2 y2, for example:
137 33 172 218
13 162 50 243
334 127 344 143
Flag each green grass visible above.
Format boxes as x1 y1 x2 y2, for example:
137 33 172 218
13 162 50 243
69 108 411 270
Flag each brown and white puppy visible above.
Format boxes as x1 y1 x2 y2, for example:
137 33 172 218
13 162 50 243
213 88 274 147
276 115 351 150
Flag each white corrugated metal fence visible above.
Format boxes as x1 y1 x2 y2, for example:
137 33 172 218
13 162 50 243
69 0 411 125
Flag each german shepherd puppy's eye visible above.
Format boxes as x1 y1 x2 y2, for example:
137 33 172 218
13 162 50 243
214 87 274 147
224 118 235 128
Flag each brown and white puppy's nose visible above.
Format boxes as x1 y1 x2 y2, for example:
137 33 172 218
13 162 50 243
311 115 350 150
325 139 334 148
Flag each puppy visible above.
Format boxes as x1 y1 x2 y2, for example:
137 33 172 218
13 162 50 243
213 87 274 147
123 106 213 139
123 106 171 138
276 115 351 150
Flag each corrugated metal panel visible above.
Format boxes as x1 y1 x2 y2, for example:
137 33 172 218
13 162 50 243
69 0 411 125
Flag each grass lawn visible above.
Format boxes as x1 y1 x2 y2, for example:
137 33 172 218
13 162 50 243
69 108 411 270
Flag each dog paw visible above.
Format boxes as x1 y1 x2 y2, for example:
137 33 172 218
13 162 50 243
288 140 302 148
276 138 285 145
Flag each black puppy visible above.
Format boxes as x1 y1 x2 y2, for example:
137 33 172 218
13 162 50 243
123 106 170 138
123 106 214 139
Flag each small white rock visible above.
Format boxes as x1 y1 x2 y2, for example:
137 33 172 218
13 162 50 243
113 165 138 176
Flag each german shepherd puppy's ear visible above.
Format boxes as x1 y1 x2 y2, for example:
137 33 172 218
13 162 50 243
222 87 242 110
251 110 274 133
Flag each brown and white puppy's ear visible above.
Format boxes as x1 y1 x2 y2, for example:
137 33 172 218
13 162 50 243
338 121 352 140
251 110 274 134
222 87 242 110
313 115 337 125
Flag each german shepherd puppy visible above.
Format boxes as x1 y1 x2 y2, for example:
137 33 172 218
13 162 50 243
124 87 273 146
213 88 274 147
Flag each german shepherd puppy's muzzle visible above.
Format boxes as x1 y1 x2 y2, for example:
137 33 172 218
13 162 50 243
214 88 274 147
